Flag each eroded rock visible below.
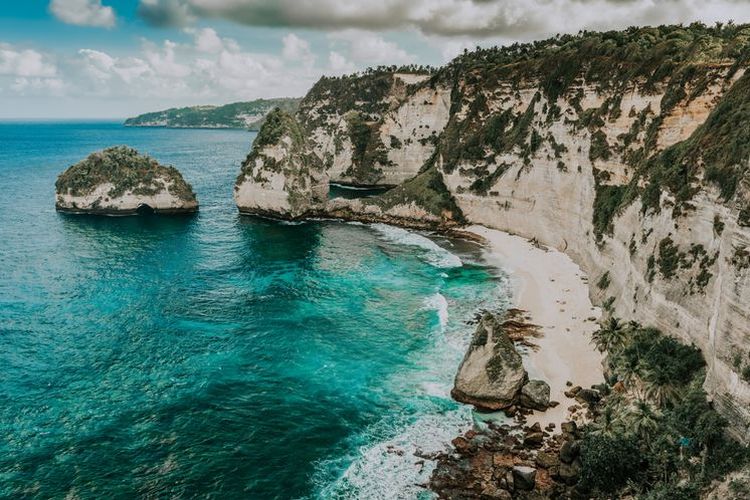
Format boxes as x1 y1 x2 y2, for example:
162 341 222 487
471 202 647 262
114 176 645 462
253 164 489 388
55 146 198 215
451 312 527 410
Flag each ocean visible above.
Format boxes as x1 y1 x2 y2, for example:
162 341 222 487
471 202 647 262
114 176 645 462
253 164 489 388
0 122 510 499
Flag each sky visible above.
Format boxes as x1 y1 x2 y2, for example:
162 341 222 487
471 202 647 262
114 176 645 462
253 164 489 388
1 1 749 119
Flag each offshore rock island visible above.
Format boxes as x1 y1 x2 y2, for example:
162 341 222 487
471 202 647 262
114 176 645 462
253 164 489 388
234 23 750 497
55 146 198 215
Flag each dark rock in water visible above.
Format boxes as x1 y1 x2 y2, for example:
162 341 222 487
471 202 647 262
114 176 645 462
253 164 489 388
559 440 580 464
520 379 551 411
512 465 537 491
452 312 527 411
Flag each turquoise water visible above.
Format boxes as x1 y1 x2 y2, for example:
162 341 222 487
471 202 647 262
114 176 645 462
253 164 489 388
0 122 509 499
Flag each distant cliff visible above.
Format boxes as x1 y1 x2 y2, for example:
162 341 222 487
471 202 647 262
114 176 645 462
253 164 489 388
124 98 301 130
237 25 750 442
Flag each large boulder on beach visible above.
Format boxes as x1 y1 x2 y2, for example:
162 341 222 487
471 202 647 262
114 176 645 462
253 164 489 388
55 146 198 215
451 312 527 410
519 379 551 411
234 108 328 219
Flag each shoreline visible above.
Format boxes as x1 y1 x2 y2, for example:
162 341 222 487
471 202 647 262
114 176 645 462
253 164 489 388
463 225 604 427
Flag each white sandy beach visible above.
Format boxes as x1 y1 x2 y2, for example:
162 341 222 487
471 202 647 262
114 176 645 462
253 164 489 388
466 225 605 427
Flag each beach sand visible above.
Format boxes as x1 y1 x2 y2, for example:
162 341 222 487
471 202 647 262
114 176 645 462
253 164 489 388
466 225 605 427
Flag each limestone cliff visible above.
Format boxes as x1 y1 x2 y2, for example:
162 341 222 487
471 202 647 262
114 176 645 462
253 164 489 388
240 25 750 440
55 146 198 215
234 108 328 219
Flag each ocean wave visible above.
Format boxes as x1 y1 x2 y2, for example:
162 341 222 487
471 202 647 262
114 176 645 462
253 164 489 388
423 293 449 331
315 409 471 500
370 224 462 269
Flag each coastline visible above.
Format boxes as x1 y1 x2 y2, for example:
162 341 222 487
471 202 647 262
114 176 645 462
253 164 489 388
464 225 605 427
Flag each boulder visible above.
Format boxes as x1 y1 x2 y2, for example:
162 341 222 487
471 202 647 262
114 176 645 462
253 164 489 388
452 313 527 411
55 146 198 215
559 440 580 464
560 421 578 435
519 379 551 411
512 466 537 491
535 451 559 469
574 388 602 405
557 459 582 485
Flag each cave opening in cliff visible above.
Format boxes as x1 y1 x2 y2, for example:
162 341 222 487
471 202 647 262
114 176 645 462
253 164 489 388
136 203 155 215
328 182 392 200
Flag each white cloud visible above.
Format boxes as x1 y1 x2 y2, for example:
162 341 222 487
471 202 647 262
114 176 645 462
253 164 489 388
192 27 224 53
329 31 414 66
50 0 116 28
0 44 58 77
11 77 66 96
328 51 355 74
282 33 315 64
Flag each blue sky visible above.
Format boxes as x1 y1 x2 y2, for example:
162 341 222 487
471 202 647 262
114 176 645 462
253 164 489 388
1 1 747 118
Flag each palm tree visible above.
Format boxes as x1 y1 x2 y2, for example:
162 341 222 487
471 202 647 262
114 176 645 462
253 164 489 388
619 398 661 441
591 317 630 354
641 367 682 408
590 395 626 437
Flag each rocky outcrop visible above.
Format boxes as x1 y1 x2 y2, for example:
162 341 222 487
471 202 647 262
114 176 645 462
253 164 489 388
234 108 328 219
238 25 750 441
55 146 198 215
430 419 586 498
451 313 527 411
298 71 450 186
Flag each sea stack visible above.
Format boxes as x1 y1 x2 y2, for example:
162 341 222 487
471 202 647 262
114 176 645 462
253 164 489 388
451 312 528 411
55 146 198 215
234 108 328 219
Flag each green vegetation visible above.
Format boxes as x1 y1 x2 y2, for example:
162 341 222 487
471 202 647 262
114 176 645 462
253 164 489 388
597 271 611 290
583 319 749 498
252 107 305 150
370 167 464 222
419 23 750 234
124 98 301 130
236 108 322 195
657 237 681 279
592 170 628 238
56 146 196 201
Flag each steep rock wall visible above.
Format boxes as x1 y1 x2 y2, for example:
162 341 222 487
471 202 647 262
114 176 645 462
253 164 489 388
241 26 750 440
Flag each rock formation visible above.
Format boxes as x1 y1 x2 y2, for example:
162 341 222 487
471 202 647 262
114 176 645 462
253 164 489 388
55 146 198 215
451 312 527 410
234 108 328 219
238 25 750 440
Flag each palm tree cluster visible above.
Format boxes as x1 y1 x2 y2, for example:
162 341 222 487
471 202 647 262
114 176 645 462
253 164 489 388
580 318 748 497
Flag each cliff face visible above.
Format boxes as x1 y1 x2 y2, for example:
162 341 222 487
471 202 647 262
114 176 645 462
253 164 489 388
55 146 198 214
298 71 451 186
234 108 328 218
240 25 750 440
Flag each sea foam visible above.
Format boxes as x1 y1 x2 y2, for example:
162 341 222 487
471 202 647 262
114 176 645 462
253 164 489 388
370 224 462 269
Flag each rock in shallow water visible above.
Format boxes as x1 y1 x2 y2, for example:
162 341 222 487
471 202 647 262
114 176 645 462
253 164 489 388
451 312 527 411
55 146 198 215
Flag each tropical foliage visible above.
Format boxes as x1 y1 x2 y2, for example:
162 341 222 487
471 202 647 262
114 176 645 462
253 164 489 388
582 319 749 498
